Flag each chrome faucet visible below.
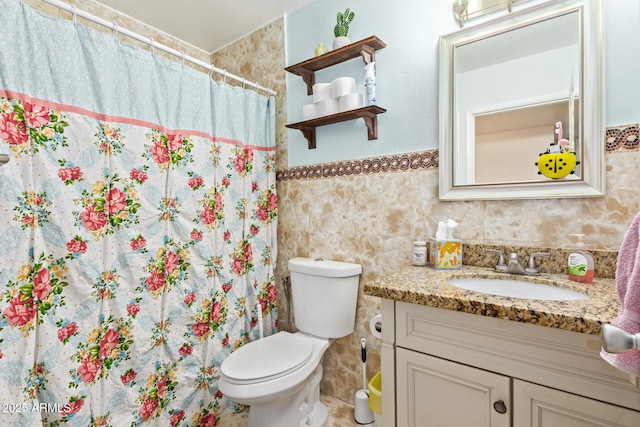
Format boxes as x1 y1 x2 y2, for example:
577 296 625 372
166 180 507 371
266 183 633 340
486 250 550 276
507 253 527 275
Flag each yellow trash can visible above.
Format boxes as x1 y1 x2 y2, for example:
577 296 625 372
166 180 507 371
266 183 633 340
368 371 382 426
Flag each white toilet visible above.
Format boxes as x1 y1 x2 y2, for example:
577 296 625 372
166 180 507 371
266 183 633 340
218 257 362 427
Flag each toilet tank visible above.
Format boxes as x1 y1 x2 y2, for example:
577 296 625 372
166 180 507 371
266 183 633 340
288 257 362 338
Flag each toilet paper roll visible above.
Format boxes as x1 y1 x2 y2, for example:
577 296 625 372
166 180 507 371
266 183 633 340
312 83 333 103
315 98 340 117
331 76 356 98
339 93 364 112
370 314 382 339
302 103 318 121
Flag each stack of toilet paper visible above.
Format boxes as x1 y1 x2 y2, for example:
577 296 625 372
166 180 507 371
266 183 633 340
302 77 364 120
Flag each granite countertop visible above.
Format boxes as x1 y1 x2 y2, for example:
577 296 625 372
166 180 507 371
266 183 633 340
363 265 621 335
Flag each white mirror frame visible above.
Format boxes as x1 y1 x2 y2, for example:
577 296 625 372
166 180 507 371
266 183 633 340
439 0 604 201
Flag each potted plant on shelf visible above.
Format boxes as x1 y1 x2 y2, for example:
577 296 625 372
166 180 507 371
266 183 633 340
333 8 355 50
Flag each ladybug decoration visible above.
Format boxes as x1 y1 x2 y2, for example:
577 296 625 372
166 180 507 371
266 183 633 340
535 121 579 179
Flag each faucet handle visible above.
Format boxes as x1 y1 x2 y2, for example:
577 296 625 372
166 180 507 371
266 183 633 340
486 249 507 272
526 252 550 275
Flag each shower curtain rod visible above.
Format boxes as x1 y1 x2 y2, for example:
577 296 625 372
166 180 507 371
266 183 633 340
40 0 277 96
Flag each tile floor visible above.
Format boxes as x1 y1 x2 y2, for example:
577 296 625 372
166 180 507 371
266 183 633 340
218 395 363 427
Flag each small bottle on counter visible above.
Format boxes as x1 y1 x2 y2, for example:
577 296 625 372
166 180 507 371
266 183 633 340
412 241 427 266
567 233 594 284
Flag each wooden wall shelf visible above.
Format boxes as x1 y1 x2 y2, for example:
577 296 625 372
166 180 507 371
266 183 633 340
285 36 387 148
285 106 386 149
285 36 386 95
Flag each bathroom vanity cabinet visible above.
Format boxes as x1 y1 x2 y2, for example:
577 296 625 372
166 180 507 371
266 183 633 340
380 299 640 427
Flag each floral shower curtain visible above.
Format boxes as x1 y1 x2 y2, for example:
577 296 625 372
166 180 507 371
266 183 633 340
0 1 277 425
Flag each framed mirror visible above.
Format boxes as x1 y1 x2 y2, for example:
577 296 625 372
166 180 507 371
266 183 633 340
439 0 604 200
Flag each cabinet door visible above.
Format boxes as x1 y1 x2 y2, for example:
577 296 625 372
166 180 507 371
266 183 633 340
513 379 640 427
396 348 511 427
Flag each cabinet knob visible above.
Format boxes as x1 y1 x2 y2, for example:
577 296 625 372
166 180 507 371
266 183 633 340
493 400 507 414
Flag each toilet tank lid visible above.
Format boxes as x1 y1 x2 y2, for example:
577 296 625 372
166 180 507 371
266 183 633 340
289 257 362 277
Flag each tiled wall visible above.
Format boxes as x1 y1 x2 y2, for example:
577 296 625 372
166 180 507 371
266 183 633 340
28 0 640 408
277 125 639 277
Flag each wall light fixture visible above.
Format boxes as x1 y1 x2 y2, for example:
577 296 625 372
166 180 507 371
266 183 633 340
448 0 531 28
448 0 470 28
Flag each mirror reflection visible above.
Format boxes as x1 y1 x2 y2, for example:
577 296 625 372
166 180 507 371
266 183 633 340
455 11 580 185
439 0 604 200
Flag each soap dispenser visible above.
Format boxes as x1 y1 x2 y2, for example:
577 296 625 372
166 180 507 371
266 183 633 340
567 233 594 284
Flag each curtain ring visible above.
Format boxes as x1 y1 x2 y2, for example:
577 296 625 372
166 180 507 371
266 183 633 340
72 5 77 25
149 38 155 55
208 66 214 79
180 51 185 67
242 78 246 89
112 22 119 41
223 70 227 84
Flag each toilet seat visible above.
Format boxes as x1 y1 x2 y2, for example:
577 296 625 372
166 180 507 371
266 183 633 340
220 332 313 385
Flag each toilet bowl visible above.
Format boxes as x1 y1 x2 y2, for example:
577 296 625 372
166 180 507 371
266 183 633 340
219 331 330 427
218 257 362 427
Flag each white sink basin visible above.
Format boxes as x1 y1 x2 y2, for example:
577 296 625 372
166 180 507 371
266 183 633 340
448 278 588 301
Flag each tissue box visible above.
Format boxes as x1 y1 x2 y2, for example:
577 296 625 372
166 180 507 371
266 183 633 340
429 238 462 270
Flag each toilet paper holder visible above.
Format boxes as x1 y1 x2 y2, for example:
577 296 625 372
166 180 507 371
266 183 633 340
374 320 381 333
370 314 382 339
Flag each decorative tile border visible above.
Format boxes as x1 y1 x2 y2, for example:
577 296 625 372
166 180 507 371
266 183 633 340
605 124 639 151
276 149 438 181
277 124 638 182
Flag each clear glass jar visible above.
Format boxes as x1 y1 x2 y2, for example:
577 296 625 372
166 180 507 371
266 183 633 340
412 241 427 266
